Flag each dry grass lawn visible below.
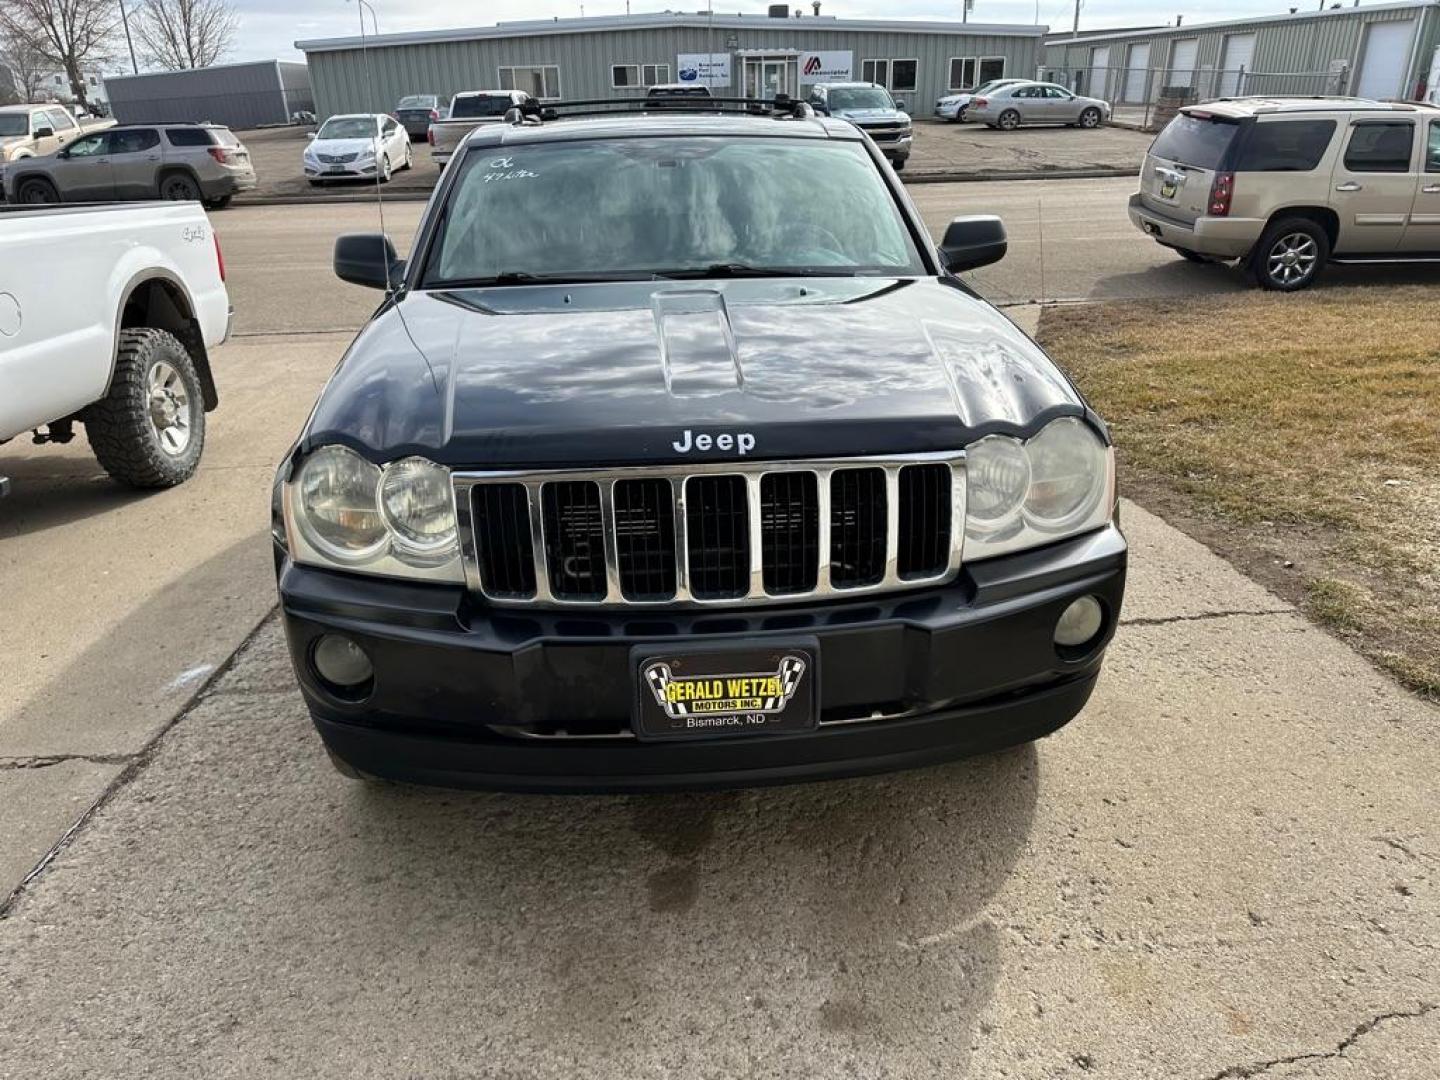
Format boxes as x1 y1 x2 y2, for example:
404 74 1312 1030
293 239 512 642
1040 286 1440 699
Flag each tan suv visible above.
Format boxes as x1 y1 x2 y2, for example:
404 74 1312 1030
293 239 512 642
1128 97 1440 290
0 104 111 165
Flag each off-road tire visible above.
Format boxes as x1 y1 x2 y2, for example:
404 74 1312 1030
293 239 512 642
998 109 1021 131
86 328 205 488
204 194 233 210
160 171 201 202
17 177 58 204
1248 217 1328 292
1078 107 1102 129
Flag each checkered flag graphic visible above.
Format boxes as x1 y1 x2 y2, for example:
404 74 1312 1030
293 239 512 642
644 662 681 716
761 655 807 710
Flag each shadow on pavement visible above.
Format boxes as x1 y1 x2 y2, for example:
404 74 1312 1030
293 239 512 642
0 455 153 541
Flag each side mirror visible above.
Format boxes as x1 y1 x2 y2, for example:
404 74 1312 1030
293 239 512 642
334 233 404 290
938 215 1007 274
34 126 54 139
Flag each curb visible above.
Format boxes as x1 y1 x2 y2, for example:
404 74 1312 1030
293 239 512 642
231 167 1137 206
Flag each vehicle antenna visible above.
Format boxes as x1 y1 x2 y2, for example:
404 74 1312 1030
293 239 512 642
350 0 391 293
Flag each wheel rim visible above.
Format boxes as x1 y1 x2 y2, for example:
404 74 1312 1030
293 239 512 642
21 183 52 204
164 178 194 201
147 360 191 455
1001 112 1018 129
1081 110 1098 127
1266 232 1318 285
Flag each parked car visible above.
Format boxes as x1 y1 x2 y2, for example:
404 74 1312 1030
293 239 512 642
304 113 412 185
271 96 1126 792
427 90 531 165
0 103 114 173
394 94 448 140
968 82 1110 130
1130 98 1440 290
934 78 1025 122
0 201 230 489
2 122 255 209
645 83 714 109
805 82 913 169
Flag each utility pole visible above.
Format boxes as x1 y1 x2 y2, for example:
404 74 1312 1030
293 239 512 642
1072 0 1081 38
118 0 139 74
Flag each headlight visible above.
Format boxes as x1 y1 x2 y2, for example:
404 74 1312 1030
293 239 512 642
379 457 459 565
285 446 463 583
964 417 1113 561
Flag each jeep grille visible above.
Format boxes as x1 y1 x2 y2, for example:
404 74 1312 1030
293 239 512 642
453 453 965 608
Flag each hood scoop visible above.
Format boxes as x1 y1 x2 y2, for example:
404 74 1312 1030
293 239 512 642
652 289 744 397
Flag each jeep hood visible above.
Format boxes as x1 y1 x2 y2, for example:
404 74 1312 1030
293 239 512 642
302 278 1087 469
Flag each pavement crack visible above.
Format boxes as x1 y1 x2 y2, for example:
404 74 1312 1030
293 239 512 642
1200 1002 1437 1079
0 753 135 771
1121 608 1292 628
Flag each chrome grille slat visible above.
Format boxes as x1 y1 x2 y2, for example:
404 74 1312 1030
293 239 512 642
452 452 965 609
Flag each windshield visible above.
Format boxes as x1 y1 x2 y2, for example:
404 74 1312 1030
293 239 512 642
827 87 895 111
0 115 29 137
451 95 513 119
973 80 1011 95
317 117 377 140
398 95 436 109
422 137 923 286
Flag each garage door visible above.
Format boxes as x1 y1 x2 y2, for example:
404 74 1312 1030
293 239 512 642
1218 33 1255 96
1089 45 1111 99
1124 42 1151 103
1167 38 1199 90
1355 20 1416 99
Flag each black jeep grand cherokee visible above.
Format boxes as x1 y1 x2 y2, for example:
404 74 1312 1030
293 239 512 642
272 98 1127 792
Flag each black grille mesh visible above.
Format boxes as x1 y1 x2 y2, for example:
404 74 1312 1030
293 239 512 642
614 478 677 601
829 468 887 588
685 475 750 599
898 464 952 580
472 483 536 598
761 472 819 595
541 481 607 600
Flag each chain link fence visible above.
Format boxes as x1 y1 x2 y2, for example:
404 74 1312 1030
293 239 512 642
1038 64 1352 131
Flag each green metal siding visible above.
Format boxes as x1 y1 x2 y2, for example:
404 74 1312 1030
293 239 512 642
305 24 1042 119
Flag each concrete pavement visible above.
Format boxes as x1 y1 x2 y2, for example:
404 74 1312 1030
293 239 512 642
2 503 1436 1079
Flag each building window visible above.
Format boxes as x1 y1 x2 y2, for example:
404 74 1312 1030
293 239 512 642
54 74 63 85
644 63 670 85
612 64 640 87
948 57 977 90
861 59 889 87
499 64 561 100
890 59 918 92
977 56 1006 83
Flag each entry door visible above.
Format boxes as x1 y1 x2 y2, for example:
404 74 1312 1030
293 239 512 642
1167 39 1198 90
1355 21 1416 100
1124 43 1150 103
1089 46 1110 101
1402 118 1440 252
1331 118 1418 253
1218 33 1255 96
761 58 788 99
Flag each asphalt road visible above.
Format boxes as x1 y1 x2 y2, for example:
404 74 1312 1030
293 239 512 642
2 183 1437 1078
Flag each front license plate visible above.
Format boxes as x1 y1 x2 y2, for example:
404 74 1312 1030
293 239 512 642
632 641 818 741
328 166 348 173
1160 180 1178 199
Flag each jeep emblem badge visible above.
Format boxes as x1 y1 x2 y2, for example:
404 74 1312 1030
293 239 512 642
672 429 755 456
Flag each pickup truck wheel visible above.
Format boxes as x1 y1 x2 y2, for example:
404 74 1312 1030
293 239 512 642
160 172 201 202
16 178 58 204
85 328 205 488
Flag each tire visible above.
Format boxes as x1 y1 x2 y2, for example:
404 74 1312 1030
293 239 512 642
16 177 58 204
1176 248 1209 263
379 154 392 183
204 194 233 210
1078 107 1102 129
401 144 413 171
308 179 324 187
85 328 205 488
1248 217 1329 291
998 109 1021 131
891 156 907 172
159 171 201 202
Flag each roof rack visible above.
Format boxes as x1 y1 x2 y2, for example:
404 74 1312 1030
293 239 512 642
503 94 817 124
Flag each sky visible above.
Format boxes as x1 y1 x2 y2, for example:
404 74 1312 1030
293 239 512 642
218 0 1354 66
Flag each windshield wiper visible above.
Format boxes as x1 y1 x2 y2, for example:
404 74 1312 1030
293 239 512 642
427 270 651 288
653 263 856 280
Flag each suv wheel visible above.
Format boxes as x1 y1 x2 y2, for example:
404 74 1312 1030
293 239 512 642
998 109 1021 131
1250 218 1328 291
85 328 205 488
17 178 58 204
160 172 201 202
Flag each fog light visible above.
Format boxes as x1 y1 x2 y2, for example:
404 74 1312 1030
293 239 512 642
312 634 373 689
1054 596 1104 648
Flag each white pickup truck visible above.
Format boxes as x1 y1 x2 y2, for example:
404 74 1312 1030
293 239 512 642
0 202 230 496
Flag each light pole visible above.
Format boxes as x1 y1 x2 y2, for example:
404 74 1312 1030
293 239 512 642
118 0 139 74
348 0 379 38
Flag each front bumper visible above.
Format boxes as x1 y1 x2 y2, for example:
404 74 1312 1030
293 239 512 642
278 524 1126 792
304 160 378 180
1126 193 1262 259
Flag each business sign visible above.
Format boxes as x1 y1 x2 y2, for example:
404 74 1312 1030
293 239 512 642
676 53 732 88
799 50 853 85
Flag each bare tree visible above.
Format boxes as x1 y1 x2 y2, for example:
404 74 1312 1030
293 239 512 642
133 0 233 71
0 29 51 101
0 0 118 109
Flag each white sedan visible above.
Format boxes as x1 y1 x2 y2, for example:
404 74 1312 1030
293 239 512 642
304 113 412 185
933 78 1026 121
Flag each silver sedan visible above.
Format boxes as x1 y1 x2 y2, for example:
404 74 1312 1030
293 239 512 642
967 82 1111 131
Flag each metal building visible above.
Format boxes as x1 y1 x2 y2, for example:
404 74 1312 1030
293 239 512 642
1042 1 1440 110
103 60 315 129
295 11 1047 119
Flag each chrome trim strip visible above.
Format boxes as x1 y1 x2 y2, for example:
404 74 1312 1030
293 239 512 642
451 450 966 609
